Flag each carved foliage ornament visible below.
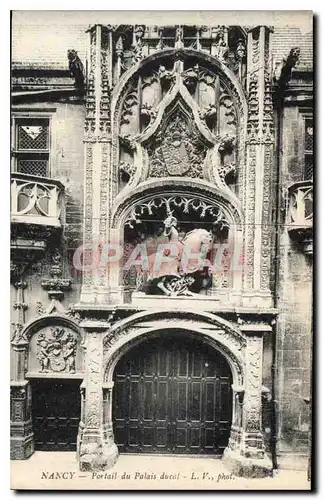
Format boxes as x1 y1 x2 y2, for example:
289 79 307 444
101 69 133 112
124 195 230 230
36 327 77 373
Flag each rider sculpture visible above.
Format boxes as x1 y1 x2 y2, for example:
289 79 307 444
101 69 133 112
137 210 216 296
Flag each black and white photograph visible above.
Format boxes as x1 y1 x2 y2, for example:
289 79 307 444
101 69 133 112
9 10 313 490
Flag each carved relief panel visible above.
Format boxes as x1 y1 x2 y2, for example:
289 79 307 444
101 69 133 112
116 56 241 195
28 326 84 375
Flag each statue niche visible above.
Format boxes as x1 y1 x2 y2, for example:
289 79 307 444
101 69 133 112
123 196 229 297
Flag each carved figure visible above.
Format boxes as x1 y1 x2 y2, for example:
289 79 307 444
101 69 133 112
199 104 217 129
218 134 236 156
182 64 199 93
158 65 176 90
67 49 84 87
175 25 184 48
212 27 228 62
37 335 50 372
235 39 246 61
138 214 222 297
63 338 76 373
140 104 157 127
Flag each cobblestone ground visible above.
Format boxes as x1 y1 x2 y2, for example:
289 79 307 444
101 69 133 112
11 452 310 490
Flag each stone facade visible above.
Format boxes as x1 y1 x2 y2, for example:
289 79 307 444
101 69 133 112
11 14 313 479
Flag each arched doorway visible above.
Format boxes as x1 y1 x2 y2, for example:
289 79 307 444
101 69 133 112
112 331 232 455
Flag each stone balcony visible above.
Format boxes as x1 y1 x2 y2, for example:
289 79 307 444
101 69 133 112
287 180 313 255
11 173 65 251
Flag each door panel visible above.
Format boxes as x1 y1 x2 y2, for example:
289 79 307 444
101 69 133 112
31 379 81 451
113 333 232 454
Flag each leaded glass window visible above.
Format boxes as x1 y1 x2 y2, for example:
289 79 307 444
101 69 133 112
13 118 50 177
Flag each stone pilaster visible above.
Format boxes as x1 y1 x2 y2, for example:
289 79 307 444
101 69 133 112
223 325 272 477
243 26 274 295
10 380 34 460
81 24 115 304
78 321 118 471
10 278 34 459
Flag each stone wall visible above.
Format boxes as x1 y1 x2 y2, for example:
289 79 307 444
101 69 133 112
275 105 313 469
10 101 85 348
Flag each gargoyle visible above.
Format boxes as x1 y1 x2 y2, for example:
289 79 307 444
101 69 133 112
67 49 84 88
273 47 300 87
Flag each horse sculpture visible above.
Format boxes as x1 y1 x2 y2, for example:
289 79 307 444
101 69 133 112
137 212 215 296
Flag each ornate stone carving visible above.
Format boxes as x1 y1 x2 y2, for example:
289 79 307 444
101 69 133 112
273 46 301 86
131 25 146 62
148 107 207 179
11 322 28 344
119 133 137 151
235 39 246 61
67 308 83 324
124 195 229 229
211 26 228 62
158 65 176 90
41 249 72 299
119 161 136 184
220 91 237 127
218 134 236 157
181 64 199 93
244 336 262 435
120 89 138 126
11 281 28 345
36 327 77 373
140 103 157 128
218 162 236 184
36 302 46 316
199 104 217 129
175 25 184 49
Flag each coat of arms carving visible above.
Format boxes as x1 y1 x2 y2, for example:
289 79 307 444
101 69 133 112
148 109 207 178
36 327 77 373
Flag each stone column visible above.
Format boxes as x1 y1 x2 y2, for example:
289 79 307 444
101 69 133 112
102 382 115 451
10 280 34 460
223 324 272 477
78 320 118 471
243 26 274 306
80 24 117 305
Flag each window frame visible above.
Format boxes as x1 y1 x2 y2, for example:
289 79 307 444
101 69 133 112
11 111 54 178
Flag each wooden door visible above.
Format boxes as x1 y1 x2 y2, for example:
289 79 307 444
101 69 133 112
113 334 232 454
31 379 81 451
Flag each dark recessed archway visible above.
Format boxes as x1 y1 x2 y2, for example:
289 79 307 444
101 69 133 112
112 330 232 455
